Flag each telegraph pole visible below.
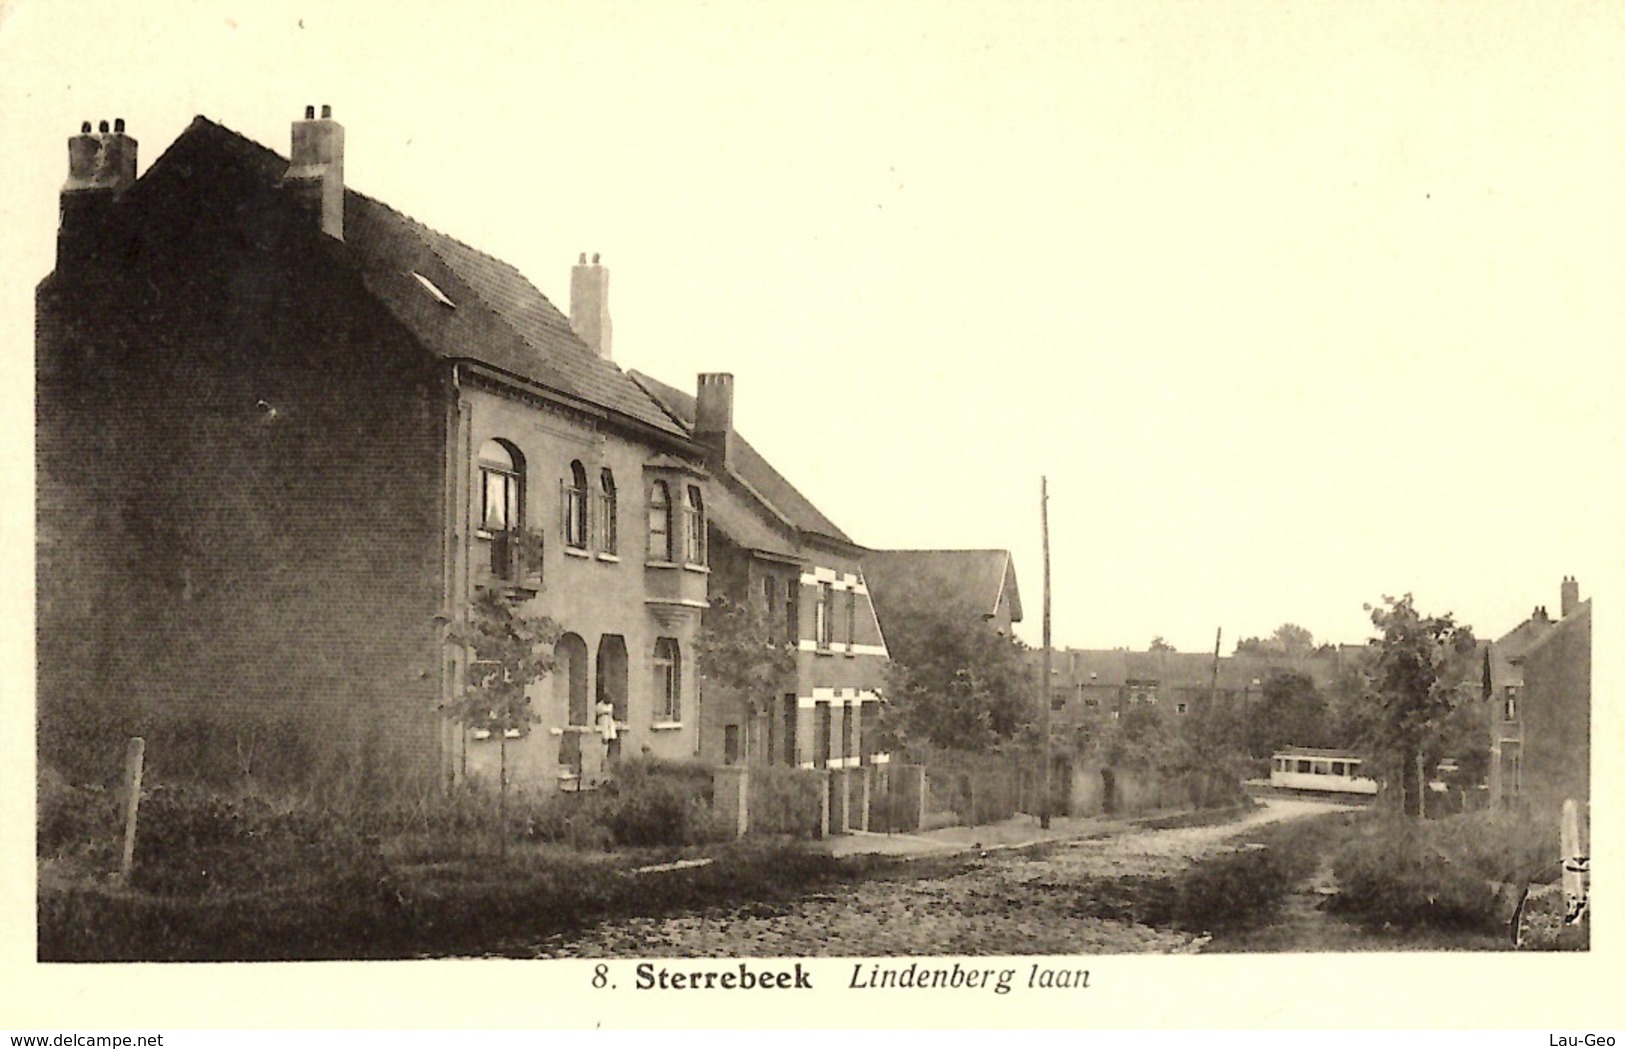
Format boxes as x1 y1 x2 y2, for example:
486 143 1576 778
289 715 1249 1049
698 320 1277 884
1040 476 1052 830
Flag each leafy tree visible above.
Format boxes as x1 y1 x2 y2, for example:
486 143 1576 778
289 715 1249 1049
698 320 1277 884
696 595 796 720
1272 623 1315 656
1247 670 1329 756
443 589 561 853
1364 594 1477 817
880 605 1033 753
1149 636 1176 653
1235 622 1316 657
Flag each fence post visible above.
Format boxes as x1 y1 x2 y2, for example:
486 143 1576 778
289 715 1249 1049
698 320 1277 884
119 737 146 879
815 769 831 839
852 765 871 832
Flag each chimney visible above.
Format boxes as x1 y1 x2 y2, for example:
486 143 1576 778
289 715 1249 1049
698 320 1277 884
284 104 344 239
1560 576 1580 618
694 373 735 466
58 118 138 269
570 252 613 360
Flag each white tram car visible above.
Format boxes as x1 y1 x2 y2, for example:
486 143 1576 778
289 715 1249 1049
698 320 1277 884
1269 747 1379 796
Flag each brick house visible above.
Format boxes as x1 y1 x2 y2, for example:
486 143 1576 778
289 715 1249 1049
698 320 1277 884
630 372 889 771
36 110 712 792
1485 577 1591 816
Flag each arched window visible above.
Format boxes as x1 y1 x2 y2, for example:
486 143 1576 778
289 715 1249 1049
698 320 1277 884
479 439 522 534
647 481 672 561
555 632 590 727
653 637 680 722
597 468 618 554
479 439 525 580
682 484 706 564
564 460 589 550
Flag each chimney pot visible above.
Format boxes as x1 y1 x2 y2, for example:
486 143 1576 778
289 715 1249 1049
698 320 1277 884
98 120 109 133
321 104 332 119
569 254 613 360
286 107 345 239
694 373 736 466
114 118 125 133
80 121 92 133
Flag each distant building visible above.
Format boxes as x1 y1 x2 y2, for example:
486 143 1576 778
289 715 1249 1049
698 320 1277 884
1043 645 1361 722
631 372 889 771
1486 577 1590 815
862 549 1024 639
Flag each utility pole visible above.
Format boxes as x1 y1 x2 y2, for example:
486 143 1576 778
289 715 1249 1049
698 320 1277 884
1040 476 1052 830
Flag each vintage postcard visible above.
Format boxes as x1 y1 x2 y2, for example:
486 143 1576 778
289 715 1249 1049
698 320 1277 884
2 0 1619 1032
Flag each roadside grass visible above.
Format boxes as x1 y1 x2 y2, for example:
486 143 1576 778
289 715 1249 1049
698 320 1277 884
37 765 886 961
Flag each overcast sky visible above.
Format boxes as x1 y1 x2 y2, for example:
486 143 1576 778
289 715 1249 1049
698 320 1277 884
2 0 1620 654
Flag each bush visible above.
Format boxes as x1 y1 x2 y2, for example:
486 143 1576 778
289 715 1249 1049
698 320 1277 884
37 767 121 862
1170 844 1312 931
1329 816 1502 931
129 783 391 897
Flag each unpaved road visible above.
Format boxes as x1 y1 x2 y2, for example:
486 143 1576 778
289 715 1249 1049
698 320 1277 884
524 797 1355 958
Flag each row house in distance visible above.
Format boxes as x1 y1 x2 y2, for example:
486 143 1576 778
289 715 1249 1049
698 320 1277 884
631 373 889 772
36 109 711 792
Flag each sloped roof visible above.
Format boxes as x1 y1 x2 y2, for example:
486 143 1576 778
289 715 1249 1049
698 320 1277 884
1519 599 1591 661
863 549 1023 629
116 116 683 438
628 371 854 546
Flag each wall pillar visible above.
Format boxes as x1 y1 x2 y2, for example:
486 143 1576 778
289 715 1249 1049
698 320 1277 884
713 765 749 838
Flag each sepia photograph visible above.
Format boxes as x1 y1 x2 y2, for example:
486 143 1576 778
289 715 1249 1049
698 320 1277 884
2 0 1618 1032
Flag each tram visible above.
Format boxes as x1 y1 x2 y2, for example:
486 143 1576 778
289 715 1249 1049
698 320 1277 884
1268 747 1379 796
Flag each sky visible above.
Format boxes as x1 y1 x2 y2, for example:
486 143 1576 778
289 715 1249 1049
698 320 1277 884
2 0 1621 655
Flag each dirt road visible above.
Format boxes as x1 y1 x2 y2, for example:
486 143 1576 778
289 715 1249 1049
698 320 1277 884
523 797 1355 958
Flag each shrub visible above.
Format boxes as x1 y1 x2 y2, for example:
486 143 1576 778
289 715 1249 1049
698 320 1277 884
37 767 122 861
1170 845 1311 931
129 783 391 897
1329 816 1501 931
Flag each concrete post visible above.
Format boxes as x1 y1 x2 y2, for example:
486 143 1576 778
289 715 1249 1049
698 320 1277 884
713 765 749 839
828 768 850 835
852 765 872 832
814 769 831 839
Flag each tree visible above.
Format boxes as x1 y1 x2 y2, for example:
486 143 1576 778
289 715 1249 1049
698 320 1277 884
695 595 796 742
880 606 1033 753
1365 594 1477 817
1148 636 1176 653
1271 623 1315 656
1248 670 1329 757
1234 622 1316 657
443 589 561 854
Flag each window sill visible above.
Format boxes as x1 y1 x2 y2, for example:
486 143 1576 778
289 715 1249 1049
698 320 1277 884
650 721 683 731
564 547 591 559
814 647 834 657
645 559 680 570
681 562 711 574
596 552 621 563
